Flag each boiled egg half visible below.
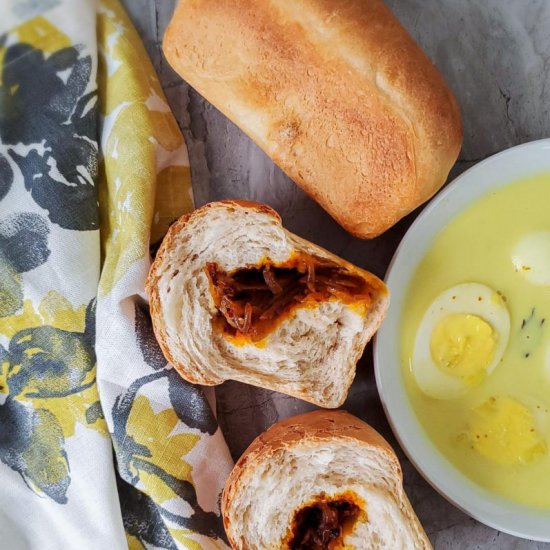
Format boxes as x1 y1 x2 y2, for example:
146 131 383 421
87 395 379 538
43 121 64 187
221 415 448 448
412 283 510 399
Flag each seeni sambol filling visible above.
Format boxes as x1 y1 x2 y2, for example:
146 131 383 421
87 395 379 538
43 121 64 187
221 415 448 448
287 493 366 550
205 252 373 343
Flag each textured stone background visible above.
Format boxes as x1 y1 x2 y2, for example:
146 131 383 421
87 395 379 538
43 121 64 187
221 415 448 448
120 1 550 547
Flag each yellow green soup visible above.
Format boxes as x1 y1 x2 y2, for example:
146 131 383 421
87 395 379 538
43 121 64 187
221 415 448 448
401 173 550 508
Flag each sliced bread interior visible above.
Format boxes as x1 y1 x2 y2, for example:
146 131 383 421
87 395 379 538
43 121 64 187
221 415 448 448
146 201 388 408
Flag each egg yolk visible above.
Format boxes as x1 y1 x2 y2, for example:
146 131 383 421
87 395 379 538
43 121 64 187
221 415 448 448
469 397 546 465
430 314 497 385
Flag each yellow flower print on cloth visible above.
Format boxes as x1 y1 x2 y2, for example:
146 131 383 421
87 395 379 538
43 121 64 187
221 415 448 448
97 0 193 295
125 396 199 504
0 294 105 503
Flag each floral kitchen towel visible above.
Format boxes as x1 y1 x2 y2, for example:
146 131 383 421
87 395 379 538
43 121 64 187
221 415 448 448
0 1 233 549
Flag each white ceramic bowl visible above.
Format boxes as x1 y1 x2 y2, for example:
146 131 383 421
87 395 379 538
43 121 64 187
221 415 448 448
374 139 550 541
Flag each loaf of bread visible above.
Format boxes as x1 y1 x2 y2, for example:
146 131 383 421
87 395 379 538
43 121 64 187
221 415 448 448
146 201 388 408
222 410 432 549
163 0 462 238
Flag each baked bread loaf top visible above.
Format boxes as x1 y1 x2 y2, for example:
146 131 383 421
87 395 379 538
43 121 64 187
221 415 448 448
163 0 462 238
222 410 432 549
146 201 388 408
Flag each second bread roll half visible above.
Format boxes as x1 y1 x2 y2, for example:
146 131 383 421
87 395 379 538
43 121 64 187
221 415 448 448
222 410 432 549
163 0 463 238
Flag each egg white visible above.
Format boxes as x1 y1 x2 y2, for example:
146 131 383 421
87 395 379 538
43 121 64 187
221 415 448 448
412 283 510 399
512 231 550 286
525 393 550 434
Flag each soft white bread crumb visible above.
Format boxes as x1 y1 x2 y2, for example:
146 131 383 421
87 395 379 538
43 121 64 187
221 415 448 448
146 201 388 408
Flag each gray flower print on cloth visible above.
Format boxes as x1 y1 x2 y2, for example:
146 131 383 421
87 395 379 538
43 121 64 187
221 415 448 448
0 42 98 230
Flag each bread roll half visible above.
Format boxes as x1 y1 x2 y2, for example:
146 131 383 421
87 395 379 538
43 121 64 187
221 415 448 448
163 0 462 238
146 201 388 408
222 410 432 549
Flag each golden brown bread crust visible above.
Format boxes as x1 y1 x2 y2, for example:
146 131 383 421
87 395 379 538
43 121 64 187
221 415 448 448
223 410 399 497
146 212 196 381
163 0 463 238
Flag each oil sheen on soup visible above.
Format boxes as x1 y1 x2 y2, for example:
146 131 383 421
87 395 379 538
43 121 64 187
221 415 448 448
401 173 550 508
